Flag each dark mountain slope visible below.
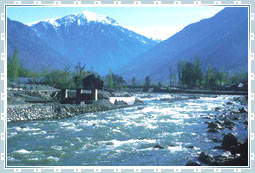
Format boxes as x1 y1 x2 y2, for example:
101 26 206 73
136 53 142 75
7 18 70 70
119 7 248 82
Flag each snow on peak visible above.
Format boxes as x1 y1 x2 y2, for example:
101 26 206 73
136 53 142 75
27 17 61 27
76 11 119 25
46 18 61 27
28 11 119 28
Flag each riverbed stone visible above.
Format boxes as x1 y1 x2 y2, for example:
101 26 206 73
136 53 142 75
207 129 220 133
223 118 235 126
198 152 214 164
186 160 201 166
239 107 247 113
222 133 238 150
207 122 223 130
154 144 164 149
240 139 248 158
214 107 221 111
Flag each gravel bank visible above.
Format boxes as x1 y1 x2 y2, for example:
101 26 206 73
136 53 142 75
7 90 143 122
7 99 143 122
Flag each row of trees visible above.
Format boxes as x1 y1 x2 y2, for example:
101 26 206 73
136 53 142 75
129 59 247 90
7 51 96 89
7 52 127 89
7 52 248 90
177 59 247 89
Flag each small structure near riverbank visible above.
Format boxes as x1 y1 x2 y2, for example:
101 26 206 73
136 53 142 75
61 74 104 104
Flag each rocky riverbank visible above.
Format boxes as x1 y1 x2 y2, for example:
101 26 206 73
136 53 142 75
186 95 248 166
7 90 143 122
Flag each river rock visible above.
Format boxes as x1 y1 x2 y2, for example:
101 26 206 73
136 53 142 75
215 119 224 125
222 133 238 150
214 145 223 149
229 145 241 155
187 145 194 149
207 129 220 133
214 107 221 111
223 118 235 126
154 144 164 149
134 99 143 105
198 152 214 164
207 122 223 130
186 160 201 166
239 107 247 113
233 116 239 120
240 139 248 159
210 155 234 166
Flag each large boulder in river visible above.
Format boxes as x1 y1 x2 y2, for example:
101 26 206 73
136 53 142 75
222 133 238 150
240 139 248 159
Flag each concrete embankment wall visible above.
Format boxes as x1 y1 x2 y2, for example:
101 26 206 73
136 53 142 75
109 97 136 105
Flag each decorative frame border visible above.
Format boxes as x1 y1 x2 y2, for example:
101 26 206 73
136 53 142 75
0 0 254 172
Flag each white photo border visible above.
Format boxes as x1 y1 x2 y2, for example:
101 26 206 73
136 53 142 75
0 0 254 172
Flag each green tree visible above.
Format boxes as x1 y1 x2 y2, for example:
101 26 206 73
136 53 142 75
131 77 136 86
18 59 33 77
7 50 19 82
158 82 162 88
173 69 177 86
169 66 172 87
106 69 113 89
64 65 71 89
177 59 203 88
177 61 184 86
205 65 214 89
73 62 86 89
145 76 150 87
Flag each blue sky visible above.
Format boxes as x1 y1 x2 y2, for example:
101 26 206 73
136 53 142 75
7 6 224 40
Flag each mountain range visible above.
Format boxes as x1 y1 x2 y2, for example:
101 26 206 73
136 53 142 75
7 7 248 82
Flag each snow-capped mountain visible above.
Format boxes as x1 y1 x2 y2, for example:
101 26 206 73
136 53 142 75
8 11 157 74
29 11 120 28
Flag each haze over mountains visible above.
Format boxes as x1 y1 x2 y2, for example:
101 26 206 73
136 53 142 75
7 7 248 82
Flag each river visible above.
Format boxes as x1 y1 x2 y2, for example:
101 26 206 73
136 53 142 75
7 93 248 166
